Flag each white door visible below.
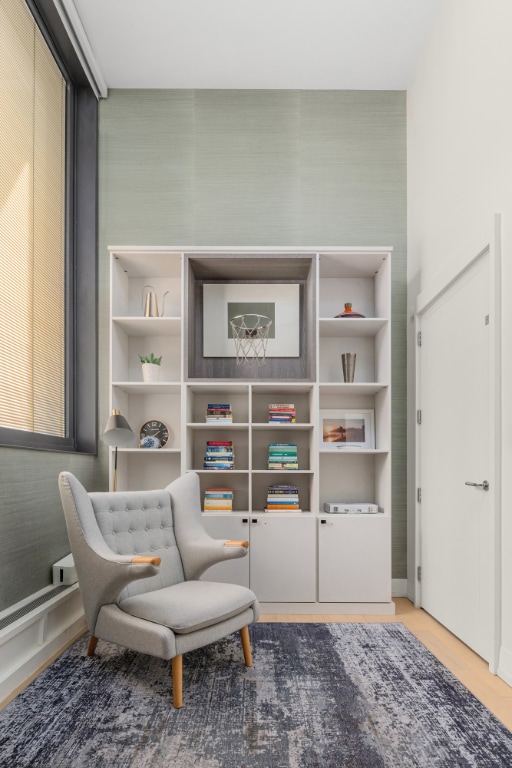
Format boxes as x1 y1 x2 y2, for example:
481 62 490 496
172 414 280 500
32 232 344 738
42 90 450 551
417 245 497 664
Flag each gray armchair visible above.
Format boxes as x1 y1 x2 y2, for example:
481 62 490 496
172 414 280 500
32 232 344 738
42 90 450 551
58 470 260 708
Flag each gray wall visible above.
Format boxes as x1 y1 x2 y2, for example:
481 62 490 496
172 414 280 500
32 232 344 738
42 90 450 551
0 88 407 612
99 89 407 578
0 449 101 611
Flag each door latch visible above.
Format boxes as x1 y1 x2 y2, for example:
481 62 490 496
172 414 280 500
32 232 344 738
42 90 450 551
465 480 490 491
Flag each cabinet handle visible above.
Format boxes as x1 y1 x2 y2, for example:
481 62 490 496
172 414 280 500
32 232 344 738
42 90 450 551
320 519 327 524
242 518 249 524
252 518 258 524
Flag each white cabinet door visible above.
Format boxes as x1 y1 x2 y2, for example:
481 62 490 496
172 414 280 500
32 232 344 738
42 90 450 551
249 515 316 602
201 514 250 587
318 516 391 603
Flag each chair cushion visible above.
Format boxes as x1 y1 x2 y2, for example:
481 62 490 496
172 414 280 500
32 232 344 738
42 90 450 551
118 581 256 635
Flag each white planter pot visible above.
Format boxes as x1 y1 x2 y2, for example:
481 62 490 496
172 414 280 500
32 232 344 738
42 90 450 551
142 363 160 382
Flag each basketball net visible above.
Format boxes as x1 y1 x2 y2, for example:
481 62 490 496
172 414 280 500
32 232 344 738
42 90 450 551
230 314 272 366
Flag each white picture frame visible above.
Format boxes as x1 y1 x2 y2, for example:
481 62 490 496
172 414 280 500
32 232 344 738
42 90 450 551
319 409 375 450
202 283 300 358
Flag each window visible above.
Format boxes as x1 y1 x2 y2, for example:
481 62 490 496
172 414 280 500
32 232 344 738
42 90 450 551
0 0 97 453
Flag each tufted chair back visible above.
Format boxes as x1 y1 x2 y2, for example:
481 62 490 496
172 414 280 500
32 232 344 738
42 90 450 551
88 488 185 600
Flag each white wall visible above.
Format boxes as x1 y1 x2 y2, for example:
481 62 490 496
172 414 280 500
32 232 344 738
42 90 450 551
407 0 512 683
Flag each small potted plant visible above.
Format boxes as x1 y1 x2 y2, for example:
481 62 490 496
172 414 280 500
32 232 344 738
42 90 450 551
139 352 162 382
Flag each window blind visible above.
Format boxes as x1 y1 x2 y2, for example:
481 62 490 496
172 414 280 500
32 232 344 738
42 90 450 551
0 0 66 438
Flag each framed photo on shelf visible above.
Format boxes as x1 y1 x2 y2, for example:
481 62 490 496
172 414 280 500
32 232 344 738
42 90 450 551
202 283 300 358
319 409 375 450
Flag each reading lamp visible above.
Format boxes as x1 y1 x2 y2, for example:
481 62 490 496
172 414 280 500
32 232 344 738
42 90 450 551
102 409 136 491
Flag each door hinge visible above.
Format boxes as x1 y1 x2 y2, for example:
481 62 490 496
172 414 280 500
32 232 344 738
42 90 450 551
417 565 422 582
417 331 422 347
417 409 422 425
417 487 422 503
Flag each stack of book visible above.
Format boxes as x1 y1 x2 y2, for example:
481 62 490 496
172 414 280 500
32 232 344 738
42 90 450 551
268 403 296 423
266 484 300 512
267 443 298 470
203 487 234 511
203 440 235 470
205 403 233 423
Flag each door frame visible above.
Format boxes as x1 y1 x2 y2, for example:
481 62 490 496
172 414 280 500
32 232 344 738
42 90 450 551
414 214 502 672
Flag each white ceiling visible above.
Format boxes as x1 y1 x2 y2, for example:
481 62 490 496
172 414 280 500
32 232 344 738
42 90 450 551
69 0 441 92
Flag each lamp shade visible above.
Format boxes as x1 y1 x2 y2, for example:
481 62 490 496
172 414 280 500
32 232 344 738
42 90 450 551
102 409 136 447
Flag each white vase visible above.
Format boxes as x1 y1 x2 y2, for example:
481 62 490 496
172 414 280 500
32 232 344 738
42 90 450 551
142 363 160 382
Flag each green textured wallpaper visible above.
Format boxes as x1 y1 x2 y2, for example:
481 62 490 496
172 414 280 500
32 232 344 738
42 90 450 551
98 89 407 578
0 88 407 613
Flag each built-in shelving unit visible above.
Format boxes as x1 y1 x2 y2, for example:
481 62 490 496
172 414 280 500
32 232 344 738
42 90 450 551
108 246 393 614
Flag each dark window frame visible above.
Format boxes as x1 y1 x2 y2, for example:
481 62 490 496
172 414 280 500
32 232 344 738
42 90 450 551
0 0 98 454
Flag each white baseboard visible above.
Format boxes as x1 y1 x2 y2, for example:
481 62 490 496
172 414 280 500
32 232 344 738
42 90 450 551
260 582 409 616
0 584 86 707
259 601 396 615
498 645 512 687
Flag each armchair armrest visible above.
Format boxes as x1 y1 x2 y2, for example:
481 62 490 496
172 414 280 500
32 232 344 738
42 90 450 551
132 556 162 566
167 472 250 579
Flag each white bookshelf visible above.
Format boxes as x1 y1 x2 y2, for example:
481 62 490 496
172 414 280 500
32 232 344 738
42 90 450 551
109 246 393 613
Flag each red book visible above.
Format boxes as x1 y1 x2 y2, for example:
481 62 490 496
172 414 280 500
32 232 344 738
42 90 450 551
206 440 233 446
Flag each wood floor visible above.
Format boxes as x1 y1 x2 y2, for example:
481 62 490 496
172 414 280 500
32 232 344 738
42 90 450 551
261 597 512 732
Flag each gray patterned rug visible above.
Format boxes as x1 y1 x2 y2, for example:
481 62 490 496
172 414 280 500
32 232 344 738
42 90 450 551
1 622 512 767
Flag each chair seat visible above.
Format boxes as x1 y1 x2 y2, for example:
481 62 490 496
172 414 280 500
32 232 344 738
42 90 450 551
119 580 257 635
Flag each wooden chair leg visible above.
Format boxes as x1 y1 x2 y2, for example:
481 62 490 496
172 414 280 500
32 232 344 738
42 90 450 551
87 635 98 656
240 626 253 667
172 655 183 709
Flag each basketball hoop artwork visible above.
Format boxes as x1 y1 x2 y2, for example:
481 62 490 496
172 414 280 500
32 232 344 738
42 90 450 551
230 314 272 365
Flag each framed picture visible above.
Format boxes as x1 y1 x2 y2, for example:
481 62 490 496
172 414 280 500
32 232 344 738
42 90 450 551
319 409 375 450
202 283 300 358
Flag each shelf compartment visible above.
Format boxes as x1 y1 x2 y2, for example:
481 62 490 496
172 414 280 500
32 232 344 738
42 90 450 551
252 428 311 471
112 322 181 382
185 253 316 381
113 449 181 492
111 250 182 317
319 334 384 384
252 472 312 514
186 385 250 424
318 453 390 513
111 388 181 450
251 386 314 425
318 251 389 320
112 249 183 278
197 473 249 513
188 427 249 472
